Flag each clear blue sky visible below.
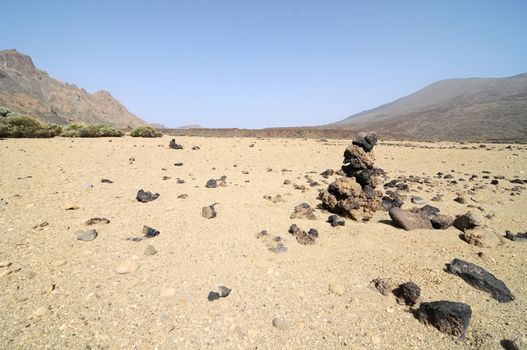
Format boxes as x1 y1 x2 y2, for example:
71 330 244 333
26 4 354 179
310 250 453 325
1 0 526 128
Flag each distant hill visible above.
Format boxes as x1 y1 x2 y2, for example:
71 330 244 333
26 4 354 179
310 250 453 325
330 73 527 141
0 49 146 128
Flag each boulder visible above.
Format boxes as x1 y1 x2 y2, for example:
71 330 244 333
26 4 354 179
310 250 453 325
136 189 159 203
352 131 378 152
453 211 483 231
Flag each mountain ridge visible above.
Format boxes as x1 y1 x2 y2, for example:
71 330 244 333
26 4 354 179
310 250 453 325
0 49 146 128
331 73 527 141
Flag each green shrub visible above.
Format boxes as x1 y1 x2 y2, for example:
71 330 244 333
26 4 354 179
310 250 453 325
0 113 61 138
130 126 162 138
61 123 124 137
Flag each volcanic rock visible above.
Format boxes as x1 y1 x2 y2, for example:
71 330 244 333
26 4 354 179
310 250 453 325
136 189 159 203
389 207 433 231
446 259 514 302
169 139 183 149
416 301 472 338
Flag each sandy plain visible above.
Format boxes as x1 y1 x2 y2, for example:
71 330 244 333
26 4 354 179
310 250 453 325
0 135 526 349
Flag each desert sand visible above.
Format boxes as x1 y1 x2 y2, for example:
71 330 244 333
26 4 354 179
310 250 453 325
0 136 526 349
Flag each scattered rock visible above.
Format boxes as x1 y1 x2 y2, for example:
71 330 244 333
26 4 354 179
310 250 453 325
320 169 335 178
417 301 472 338
174 162 183 166
446 258 514 303
454 196 467 204
101 178 113 183
144 245 157 256
505 231 527 242
370 278 396 296
288 224 317 245
219 286 231 297
207 292 220 301
77 229 97 241
114 259 140 274
462 229 502 248
192 146 200 150
85 217 110 225
453 211 483 231
290 203 317 220
329 283 346 296
136 189 159 203
263 194 284 203
327 214 345 227
283 179 291 185
142 225 160 238
207 286 231 301
501 335 527 350
272 317 290 331
389 207 433 231
206 179 217 188
177 193 188 199
65 203 80 210
394 282 421 306
169 139 183 149
32 221 49 229
202 204 217 219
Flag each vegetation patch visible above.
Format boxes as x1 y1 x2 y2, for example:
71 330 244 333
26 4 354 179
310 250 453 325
0 107 62 138
61 123 124 137
130 126 163 137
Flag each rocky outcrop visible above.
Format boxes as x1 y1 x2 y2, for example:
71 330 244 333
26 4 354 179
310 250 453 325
319 132 383 221
0 49 146 128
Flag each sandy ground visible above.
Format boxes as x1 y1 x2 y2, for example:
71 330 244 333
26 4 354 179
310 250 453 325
0 136 526 350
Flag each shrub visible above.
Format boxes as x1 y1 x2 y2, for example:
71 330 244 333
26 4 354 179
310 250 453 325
61 123 124 137
130 126 162 138
0 113 62 138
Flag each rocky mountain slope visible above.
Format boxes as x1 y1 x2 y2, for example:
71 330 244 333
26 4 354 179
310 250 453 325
0 49 146 128
331 73 527 141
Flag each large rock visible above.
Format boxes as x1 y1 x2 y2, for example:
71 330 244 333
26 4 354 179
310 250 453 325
417 301 472 338
389 207 433 231
461 229 502 248
446 258 514 303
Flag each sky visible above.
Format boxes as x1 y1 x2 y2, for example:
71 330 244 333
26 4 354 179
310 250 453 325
1 0 527 128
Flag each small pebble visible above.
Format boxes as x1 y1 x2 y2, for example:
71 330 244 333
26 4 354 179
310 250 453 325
272 317 290 331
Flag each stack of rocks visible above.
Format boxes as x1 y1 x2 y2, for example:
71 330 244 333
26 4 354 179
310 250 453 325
319 131 383 221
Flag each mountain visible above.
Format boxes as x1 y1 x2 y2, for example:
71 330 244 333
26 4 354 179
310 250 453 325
331 73 527 141
0 49 146 128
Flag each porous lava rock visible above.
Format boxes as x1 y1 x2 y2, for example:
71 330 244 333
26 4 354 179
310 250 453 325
319 132 382 221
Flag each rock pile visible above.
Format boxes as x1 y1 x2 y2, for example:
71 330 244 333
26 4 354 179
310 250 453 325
319 131 383 221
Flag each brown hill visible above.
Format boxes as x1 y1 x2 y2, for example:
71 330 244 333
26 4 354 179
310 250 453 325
330 73 527 142
0 49 146 128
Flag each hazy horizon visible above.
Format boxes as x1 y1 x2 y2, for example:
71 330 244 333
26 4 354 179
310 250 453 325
1 0 526 128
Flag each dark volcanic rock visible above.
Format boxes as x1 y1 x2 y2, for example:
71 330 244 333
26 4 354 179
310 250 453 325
169 139 183 149
446 258 514 303
142 225 160 238
352 131 377 152
505 231 527 242
288 224 317 245
453 212 482 231
101 178 113 184
389 207 433 231
417 301 472 338
136 189 159 203
207 291 220 301
327 214 345 227
206 179 217 188
394 282 421 306
86 217 110 225
320 169 335 178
